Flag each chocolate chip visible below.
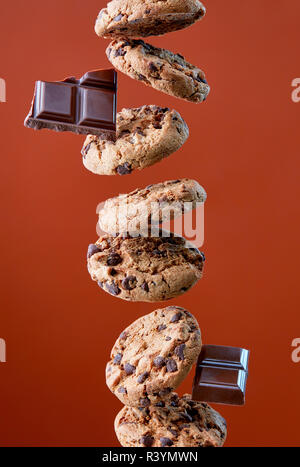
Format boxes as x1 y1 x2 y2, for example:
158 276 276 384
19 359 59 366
119 332 127 340
87 244 102 259
141 282 149 292
145 9 151 14
116 162 132 175
171 312 182 323
200 252 206 262
109 268 117 276
97 281 104 289
114 14 123 21
153 123 162 130
113 353 123 365
140 435 154 447
107 253 122 266
137 372 149 384
122 276 137 291
174 344 186 361
114 48 126 57
196 75 207 84
160 437 173 447
165 337 172 341
139 397 151 407
81 142 91 157
170 400 179 407
106 282 121 296
155 401 165 407
118 386 127 394
137 73 147 81
153 356 166 368
149 62 158 73
157 324 167 332
124 363 136 375
166 359 178 373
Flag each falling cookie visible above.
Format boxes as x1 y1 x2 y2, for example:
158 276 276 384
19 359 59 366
87 232 205 302
106 39 209 103
81 105 189 176
98 179 206 235
106 306 201 407
115 394 227 447
95 0 206 38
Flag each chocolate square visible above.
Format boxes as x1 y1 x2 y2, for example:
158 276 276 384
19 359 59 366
25 69 117 140
192 345 249 406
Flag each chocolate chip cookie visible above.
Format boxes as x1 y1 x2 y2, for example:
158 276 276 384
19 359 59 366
87 233 205 302
115 394 227 447
106 39 209 103
106 307 201 407
81 106 189 176
98 179 206 235
95 0 206 38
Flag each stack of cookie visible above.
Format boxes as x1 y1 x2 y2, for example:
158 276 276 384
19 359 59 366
87 179 206 302
85 1 228 447
82 0 210 176
106 306 227 448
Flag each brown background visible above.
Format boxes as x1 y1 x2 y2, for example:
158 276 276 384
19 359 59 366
0 0 299 447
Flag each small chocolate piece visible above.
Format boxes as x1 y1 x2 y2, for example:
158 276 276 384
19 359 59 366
192 345 250 406
24 69 117 140
140 435 154 447
166 359 178 373
116 162 132 175
122 276 137 290
153 356 166 368
171 312 182 323
174 343 186 361
141 282 149 292
160 437 174 447
87 244 101 259
124 363 136 375
139 397 151 407
118 386 127 394
106 281 121 296
137 372 149 384
107 253 122 266
113 353 123 365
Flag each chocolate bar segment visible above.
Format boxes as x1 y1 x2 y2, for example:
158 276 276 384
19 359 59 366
192 345 249 406
24 69 117 141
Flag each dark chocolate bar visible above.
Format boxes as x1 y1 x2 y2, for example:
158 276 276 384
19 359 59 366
192 345 249 406
24 69 117 140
